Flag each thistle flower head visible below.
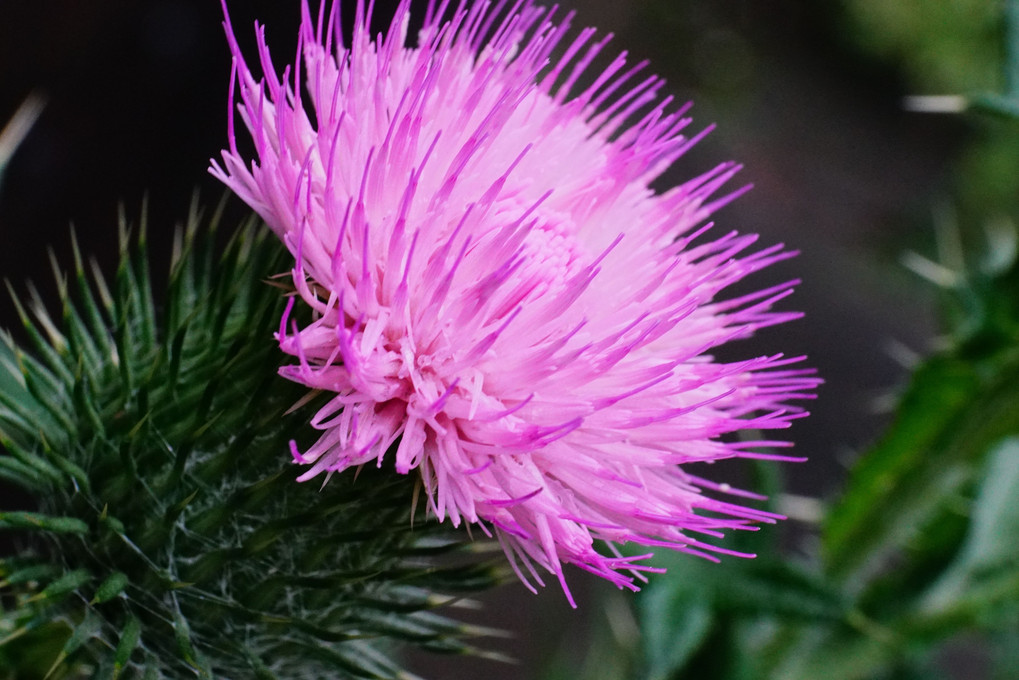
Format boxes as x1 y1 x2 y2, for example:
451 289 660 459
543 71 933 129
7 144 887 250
212 0 819 605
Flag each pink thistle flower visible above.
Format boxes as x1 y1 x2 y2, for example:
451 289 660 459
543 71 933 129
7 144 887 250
211 0 819 606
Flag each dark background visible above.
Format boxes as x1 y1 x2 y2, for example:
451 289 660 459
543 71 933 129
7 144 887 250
0 1 967 676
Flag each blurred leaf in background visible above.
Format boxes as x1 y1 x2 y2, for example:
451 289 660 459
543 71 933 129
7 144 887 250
844 0 1001 93
846 0 1019 235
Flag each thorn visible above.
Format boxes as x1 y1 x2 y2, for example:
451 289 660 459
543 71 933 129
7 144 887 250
902 95 967 113
0 91 46 173
775 493 824 524
900 251 962 288
883 338 922 370
982 215 1018 273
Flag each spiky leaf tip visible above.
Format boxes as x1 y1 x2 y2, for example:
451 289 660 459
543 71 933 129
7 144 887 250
0 201 501 679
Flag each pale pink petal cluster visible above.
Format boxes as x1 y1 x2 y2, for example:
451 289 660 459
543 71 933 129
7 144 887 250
211 0 819 605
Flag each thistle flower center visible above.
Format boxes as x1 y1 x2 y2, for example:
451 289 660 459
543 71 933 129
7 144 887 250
519 217 585 296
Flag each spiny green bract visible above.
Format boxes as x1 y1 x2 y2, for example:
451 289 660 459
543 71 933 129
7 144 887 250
0 202 500 679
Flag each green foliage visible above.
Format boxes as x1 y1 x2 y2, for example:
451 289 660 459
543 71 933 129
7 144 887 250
0 203 499 679
843 0 1001 93
635 548 847 680
920 438 1019 625
845 0 1019 241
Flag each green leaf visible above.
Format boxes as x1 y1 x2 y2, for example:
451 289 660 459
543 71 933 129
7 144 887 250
714 561 847 621
632 551 846 680
925 437 1019 604
0 454 49 491
0 348 63 440
0 563 59 588
110 615 141 679
91 571 129 605
0 339 30 412
823 351 1019 590
44 608 101 680
970 93 1019 119
638 585 714 679
38 569 92 601
1 437 63 484
0 512 88 535
173 607 211 678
